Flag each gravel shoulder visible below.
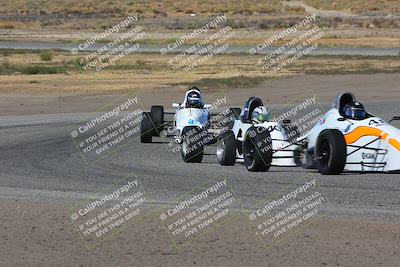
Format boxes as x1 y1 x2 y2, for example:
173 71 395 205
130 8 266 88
1 201 399 267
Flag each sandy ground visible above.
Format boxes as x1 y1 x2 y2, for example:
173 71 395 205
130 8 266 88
1 200 399 267
1 73 400 266
0 73 399 115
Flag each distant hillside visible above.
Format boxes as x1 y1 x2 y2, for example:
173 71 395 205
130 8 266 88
0 0 398 17
0 0 289 17
304 0 400 15
0 0 398 31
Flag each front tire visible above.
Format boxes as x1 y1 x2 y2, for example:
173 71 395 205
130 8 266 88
181 127 204 163
150 105 164 136
315 129 346 175
216 130 236 166
140 112 154 143
243 127 273 172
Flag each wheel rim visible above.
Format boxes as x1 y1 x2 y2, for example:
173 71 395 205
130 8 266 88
319 139 330 164
245 138 255 163
216 138 225 162
182 140 188 155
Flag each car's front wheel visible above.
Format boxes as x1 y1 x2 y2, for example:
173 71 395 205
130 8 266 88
315 129 346 175
216 130 236 166
140 112 154 143
181 127 204 163
243 126 273 172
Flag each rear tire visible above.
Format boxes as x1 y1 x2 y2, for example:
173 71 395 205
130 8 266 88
243 127 273 172
216 130 236 166
181 127 204 163
150 105 164 136
315 129 346 175
140 112 154 143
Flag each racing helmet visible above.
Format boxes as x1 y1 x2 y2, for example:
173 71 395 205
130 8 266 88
251 106 270 123
186 90 202 108
343 102 367 119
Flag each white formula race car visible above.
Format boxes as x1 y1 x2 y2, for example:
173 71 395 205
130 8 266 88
298 92 400 174
140 87 221 163
216 97 301 171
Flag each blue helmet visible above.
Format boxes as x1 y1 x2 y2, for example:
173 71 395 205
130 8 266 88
343 102 367 119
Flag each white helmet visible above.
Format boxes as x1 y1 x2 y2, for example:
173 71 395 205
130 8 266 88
251 106 270 123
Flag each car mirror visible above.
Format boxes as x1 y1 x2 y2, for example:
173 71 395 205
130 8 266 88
389 116 400 123
337 117 346 121
172 103 180 108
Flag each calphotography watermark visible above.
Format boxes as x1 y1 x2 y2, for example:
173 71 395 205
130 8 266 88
67 94 146 164
249 178 326 248
71 15 147 71
248 14 324 72
270 91 324 143
258 26 324 72
242 93 323 170
160 15 227 55
161 16 235 71
159 178 236 248
157 92 235 165
69 175 147 248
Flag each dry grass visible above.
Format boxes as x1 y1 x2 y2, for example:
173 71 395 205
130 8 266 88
1 0 398 17
0 0 285 16
0 51 399 94
304 0 400 15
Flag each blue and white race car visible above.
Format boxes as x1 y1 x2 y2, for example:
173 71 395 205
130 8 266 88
140 87 221 163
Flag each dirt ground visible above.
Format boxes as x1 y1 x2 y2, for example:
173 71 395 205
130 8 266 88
0 200 399 267
1 73 399 115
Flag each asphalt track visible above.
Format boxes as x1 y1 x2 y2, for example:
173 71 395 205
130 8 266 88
0 102 399 222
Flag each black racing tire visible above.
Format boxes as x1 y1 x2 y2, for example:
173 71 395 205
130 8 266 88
315 129 347 175
243 126 273 172
302 149 316 169
216 130 236 166
181 127 204 163
282 124 300 144
294 146 303 167
140 112 154 143
150 105 164 136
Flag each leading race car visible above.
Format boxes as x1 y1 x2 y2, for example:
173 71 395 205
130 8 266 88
140 87 221 163
297 92 400 175
216 97 301 172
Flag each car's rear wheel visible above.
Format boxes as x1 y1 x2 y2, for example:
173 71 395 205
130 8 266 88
140 112 154 143
315 129 346 175
243 127 273 172
216 130 236 166
181 127 204 163
150 105 164 136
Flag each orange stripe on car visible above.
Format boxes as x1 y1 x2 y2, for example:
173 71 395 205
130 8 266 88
344 126 400 151
389 138 400 151
344 126 383 144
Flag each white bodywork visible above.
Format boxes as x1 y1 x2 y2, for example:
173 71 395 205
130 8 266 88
175 108 209 133
306 107 400 172
172 89 211 140
232 120 297 167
